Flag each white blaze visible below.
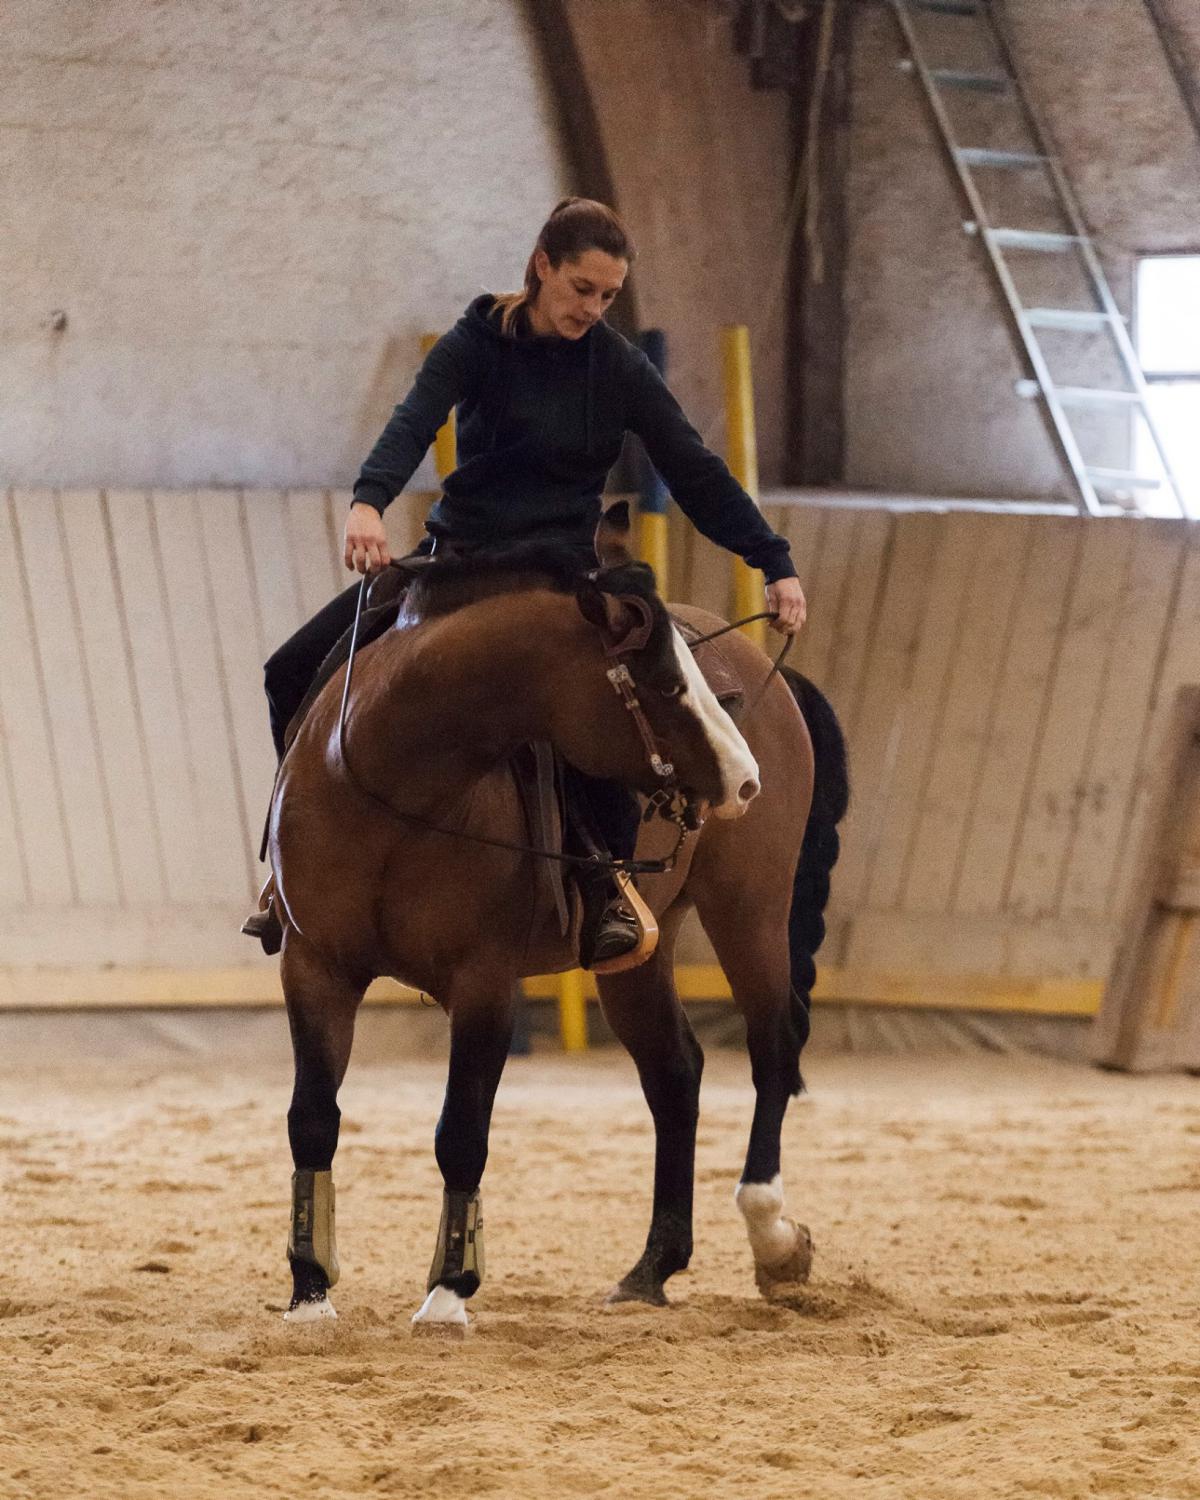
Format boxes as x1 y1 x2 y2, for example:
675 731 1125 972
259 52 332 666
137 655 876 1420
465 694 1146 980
672 627 760 818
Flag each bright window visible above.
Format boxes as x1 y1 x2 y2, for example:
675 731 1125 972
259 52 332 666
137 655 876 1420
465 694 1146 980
1135 255 1200 519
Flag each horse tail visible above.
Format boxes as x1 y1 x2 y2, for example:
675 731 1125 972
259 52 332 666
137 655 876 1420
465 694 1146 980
781 668 849 1054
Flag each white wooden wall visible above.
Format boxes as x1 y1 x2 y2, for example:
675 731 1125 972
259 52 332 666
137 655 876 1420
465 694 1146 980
0 486 421 972
675 506 1200 981
2 490 1197 990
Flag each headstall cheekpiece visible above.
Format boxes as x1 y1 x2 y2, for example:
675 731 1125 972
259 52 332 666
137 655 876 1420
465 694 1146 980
604 663 675 781
602 616 703 845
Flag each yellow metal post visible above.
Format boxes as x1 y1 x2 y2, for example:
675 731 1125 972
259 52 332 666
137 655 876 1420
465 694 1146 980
420 333 457 478
638 509 670 589
557 969 589 1052
720 325 767 651
636 328 671 590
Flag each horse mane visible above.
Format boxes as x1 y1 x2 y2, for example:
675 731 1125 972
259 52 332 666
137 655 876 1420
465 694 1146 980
396 538 662 621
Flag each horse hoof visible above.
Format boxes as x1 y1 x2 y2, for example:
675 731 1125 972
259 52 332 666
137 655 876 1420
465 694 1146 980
412 1285 472 1335
605 1276 669 1309
754 1219 814 1298
283 1295 337 1323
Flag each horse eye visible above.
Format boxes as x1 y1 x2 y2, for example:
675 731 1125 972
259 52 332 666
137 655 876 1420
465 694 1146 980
660 681 684 700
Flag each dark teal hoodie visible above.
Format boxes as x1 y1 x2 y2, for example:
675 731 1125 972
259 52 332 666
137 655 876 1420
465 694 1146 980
353 294 796 583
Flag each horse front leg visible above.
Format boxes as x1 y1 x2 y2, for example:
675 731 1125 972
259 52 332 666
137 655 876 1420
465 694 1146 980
697 891 813 1298
411 979 516 1330
280 932 367 1322
597 910 702 1307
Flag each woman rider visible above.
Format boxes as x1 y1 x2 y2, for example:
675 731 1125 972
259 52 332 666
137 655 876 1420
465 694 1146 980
246 197 806 963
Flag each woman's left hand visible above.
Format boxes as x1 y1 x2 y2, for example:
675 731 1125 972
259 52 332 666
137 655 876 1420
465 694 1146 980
765 576 807 635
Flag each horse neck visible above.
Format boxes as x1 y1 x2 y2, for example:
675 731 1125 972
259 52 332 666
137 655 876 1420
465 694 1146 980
362 588 582 784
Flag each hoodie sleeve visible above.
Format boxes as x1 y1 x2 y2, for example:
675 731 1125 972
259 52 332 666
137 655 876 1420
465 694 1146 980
352 318 480 513
626 352 797 584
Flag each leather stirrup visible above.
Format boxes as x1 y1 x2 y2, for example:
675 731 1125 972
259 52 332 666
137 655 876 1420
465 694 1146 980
589 871 659 976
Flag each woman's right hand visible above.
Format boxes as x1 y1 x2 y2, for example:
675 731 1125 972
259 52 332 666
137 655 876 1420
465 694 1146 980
344 501 392 574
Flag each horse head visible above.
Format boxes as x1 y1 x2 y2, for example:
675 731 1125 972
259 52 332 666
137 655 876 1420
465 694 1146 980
563 502 761 820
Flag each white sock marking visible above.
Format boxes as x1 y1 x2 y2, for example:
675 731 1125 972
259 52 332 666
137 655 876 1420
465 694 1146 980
412 1285 469 1326
672 627 759 817
283 1296 337 1323
735 1174 799 1266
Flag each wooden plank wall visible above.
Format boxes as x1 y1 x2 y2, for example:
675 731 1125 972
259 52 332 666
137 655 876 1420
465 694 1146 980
0 486 417 970
1 490 1197 990
671 505 1200 981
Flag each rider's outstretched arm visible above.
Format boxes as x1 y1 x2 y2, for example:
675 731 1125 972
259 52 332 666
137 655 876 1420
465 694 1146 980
353 321 478 516
626 354 796 585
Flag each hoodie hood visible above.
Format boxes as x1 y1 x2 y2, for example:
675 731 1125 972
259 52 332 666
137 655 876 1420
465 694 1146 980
465 292 513 342
465 291 588 345
467 294 597 456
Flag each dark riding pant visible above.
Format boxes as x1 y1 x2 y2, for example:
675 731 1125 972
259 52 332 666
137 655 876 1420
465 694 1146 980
265 582 362 760
569 770 639 863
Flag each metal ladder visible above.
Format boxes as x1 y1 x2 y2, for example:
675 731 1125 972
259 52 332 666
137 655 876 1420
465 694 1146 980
889 0 1189 519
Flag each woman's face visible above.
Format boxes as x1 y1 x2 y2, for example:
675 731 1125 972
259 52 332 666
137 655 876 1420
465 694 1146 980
531 248 627 339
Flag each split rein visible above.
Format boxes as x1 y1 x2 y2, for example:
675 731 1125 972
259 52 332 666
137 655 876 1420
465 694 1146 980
333 577 793 879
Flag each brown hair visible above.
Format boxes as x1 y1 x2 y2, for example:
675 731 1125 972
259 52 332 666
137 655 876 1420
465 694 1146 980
493 198 635 336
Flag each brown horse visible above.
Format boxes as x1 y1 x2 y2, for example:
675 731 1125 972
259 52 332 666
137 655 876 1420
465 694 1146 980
270 506 847 1326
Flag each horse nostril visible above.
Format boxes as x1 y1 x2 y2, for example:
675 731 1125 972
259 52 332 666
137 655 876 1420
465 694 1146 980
738 778 760 804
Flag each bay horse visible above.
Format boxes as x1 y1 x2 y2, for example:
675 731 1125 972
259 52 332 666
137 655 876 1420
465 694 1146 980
270 505 848 1327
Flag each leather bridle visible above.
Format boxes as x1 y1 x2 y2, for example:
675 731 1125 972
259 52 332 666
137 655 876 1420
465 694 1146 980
603 597 794 839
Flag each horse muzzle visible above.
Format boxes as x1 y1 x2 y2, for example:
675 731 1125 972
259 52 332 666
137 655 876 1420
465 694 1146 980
712 774 761 820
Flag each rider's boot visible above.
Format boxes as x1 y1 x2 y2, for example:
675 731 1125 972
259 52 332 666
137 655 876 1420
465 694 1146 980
591 890 643 964
584 872 659 974
241 874 283 955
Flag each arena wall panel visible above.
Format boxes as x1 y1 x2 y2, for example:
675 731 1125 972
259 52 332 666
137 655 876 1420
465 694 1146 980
673 504 1200 983
2 491 1197 1003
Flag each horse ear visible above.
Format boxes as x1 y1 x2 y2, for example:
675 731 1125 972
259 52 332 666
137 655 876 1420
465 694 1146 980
576 576 631 638
577 581 655 654
594 500 634 568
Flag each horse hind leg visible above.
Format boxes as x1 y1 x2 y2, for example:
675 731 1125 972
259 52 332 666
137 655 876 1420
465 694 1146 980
736 1177 814 1298
734 680 846 1294
696 889 814 1298
679 669 843 1298
280 933 366 1322
597 906 701 1307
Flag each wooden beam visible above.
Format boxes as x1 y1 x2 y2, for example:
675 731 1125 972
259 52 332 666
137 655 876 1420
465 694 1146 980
0 967 419 1011
1092 685 1200 1071
525 966 1100 1017
1143 0 1200 152
519 0 640 338
786 0 853 484
0 964 1100 1017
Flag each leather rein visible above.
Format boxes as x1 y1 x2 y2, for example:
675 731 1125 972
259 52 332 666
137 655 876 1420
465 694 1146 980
333 576 792 878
